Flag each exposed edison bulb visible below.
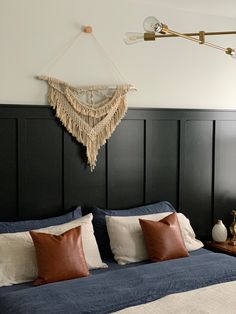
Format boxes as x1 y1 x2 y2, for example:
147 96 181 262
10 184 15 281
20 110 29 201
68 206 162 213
231 49 236 59
124 32 144 44
143 16 163 33
226 47 236 59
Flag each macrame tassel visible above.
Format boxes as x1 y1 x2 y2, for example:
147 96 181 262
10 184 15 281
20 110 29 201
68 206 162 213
40 76 131 171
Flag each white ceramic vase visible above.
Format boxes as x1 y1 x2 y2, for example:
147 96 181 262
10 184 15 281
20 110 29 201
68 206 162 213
212 220 227 242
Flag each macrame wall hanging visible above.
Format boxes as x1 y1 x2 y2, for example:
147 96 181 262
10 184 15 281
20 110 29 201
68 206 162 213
37 25 135 171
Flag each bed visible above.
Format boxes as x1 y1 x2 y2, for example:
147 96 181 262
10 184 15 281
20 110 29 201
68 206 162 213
0 204 235 314
0 249 235 313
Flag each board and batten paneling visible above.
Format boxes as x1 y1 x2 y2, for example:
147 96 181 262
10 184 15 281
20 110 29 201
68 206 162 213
0 118 17 220
214 121 236 228
146 120 179 207
18 118 63 219
182 121 213 239
1 105 236 240
107 119 145 209
64 132 106 210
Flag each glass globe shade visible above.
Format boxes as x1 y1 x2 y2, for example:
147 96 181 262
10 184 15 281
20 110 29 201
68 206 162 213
143 16 163 33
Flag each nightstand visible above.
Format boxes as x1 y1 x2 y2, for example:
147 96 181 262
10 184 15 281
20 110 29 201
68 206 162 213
204 239 236 257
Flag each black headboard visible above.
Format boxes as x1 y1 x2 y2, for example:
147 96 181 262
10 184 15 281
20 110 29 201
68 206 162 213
1 104 236 240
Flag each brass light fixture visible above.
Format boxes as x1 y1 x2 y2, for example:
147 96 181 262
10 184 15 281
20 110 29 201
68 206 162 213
124 16 236 59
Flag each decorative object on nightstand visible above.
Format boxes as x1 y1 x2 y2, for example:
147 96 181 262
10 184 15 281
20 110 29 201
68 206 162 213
212 220 227 243
229 210 236 246
204 240 236 257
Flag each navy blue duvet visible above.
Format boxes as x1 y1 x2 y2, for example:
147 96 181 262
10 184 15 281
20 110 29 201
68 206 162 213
0 249 235 314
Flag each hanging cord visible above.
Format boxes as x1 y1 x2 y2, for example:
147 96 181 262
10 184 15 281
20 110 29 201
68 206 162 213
37 26 124 81
36 25 136 92
37 29 83 76
91 33 129 85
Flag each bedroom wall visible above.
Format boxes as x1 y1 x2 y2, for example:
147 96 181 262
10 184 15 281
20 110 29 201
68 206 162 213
2 105 236 239
0 0 236 109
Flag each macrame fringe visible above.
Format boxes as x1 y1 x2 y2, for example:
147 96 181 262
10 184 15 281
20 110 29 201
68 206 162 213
39 76 130 171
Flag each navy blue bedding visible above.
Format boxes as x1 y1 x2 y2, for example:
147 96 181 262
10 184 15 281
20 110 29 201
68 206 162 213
0 207 82 234
0 249 235 314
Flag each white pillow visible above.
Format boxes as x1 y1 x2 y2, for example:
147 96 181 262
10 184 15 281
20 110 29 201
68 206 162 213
0 213 107 287
177 213 204 251
106 212 203 265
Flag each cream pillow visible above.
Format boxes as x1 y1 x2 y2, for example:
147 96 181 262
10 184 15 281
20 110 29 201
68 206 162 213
0 213 107 287
106 212 203 265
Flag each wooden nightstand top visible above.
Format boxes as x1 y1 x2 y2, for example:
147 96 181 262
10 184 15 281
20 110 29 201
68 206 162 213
205 239 236 256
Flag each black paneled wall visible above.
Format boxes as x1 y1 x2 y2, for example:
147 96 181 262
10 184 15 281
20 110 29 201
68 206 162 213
1 105 236 240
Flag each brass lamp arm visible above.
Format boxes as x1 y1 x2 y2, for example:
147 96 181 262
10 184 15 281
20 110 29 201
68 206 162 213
154 31 236 38
144 28 235 54
138 16 236 58
164 28 227 52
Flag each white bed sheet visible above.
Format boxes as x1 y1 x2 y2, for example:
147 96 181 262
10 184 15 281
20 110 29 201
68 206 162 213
114 281 236 314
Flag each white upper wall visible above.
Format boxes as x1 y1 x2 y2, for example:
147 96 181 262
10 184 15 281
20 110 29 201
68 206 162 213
0 0 236 109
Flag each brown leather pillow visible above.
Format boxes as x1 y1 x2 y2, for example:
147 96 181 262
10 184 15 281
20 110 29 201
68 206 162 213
139 212 189 262
30 226 90 285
